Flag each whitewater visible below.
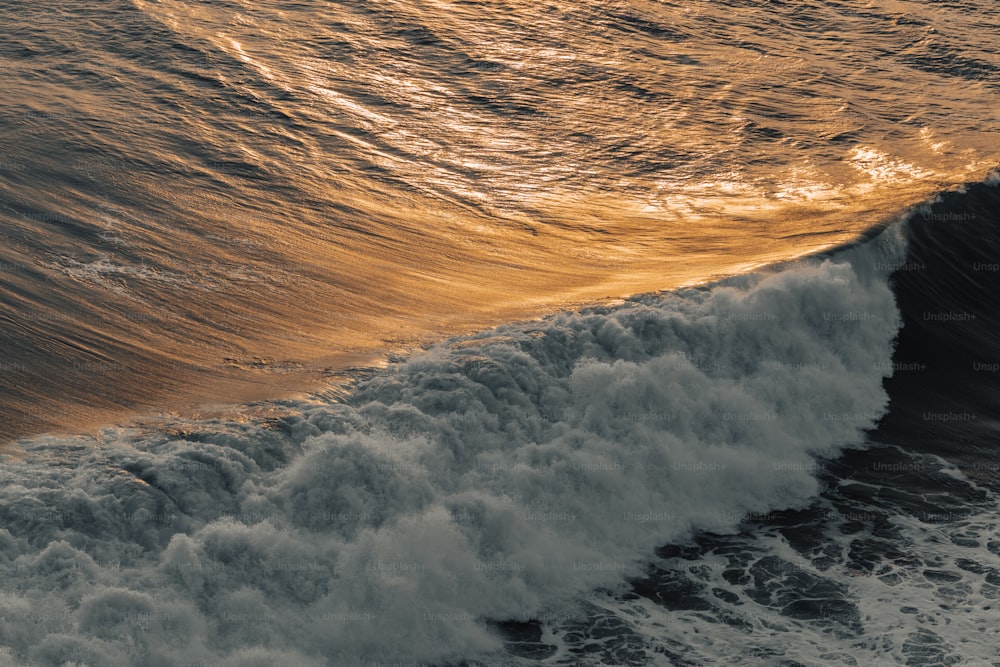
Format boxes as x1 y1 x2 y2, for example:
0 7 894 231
3 181 1000 664
0 215 909 664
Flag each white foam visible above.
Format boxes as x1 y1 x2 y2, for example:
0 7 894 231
582 451 1000 666
0 229 906 665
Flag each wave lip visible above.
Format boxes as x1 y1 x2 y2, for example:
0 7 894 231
0 222 906 665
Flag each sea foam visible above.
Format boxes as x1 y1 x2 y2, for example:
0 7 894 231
0 227 905 665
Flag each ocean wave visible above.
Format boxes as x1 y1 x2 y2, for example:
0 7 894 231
3 0 999 440
0 206 910 665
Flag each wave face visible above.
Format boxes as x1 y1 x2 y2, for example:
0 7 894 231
0 219 907 665
2 0 999 437
875 179 1000 461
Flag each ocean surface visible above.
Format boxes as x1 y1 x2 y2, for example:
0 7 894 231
1 0 999 665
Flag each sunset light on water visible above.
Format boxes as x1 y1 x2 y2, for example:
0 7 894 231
1 1 999 664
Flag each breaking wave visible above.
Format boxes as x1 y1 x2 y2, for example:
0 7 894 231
0 200 913 665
